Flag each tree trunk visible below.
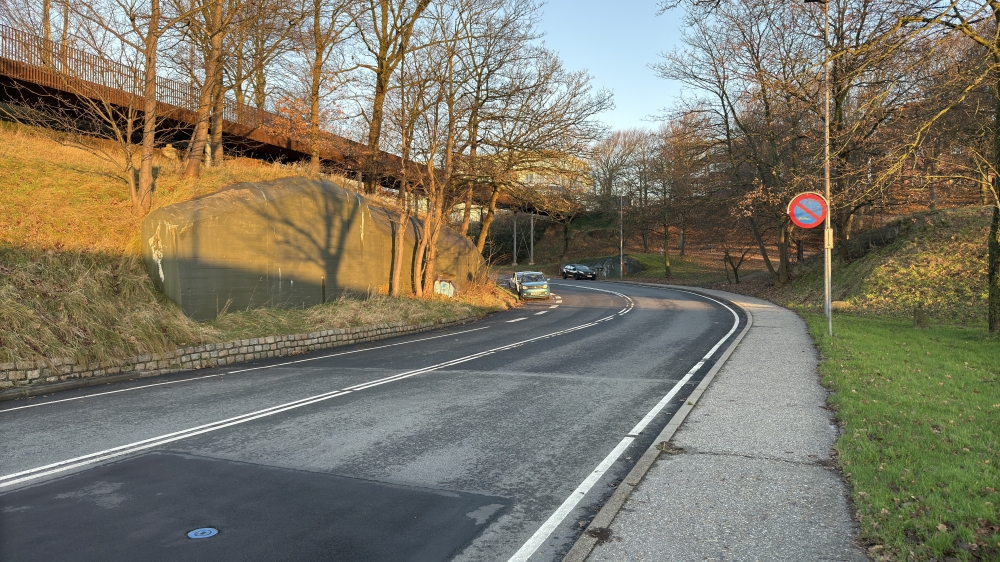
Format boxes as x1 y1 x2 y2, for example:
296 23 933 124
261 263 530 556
561 217 573 262
363 62 391 194
42 0 51 65
989 204 999 332
389 185 408 297
747 217 777 278
474 184 502 253
59 0 69 64
308 55 322 177
678 216 686 256
182 0 223 180
136 0 161 215
209 73 224 167
459 184 473 236
777 221 790 285
308 2 323 178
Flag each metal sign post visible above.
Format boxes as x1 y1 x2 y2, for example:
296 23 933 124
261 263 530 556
787 191 831 335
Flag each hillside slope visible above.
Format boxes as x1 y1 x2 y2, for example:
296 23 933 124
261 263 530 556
0 123 510 368
721 207 991 326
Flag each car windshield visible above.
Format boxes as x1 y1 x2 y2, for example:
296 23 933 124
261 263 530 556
576 266 591 272
522 274 546 283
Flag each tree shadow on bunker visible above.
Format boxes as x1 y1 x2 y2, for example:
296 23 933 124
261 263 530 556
141 177 483 320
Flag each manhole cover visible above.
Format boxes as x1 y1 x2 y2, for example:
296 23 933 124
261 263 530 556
187 527 219 539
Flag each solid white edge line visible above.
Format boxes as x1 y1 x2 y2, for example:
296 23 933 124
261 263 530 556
1 317 612 488
507 282 742 562
506 437 635 562
626 361 703 437
0 326 491 413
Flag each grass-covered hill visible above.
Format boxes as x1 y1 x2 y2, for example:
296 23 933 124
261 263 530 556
0 122 511 370
717 206 992 327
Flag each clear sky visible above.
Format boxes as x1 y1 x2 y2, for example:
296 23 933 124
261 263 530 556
535 0 688 132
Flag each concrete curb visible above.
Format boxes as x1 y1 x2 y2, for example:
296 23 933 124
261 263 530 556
562 283 754 562
0 315 478 403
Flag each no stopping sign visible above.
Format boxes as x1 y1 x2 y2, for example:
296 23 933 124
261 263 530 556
787 192 828 229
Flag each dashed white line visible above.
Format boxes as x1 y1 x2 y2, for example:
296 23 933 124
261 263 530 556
507 318 527 323
534 311 548 315
2 318 608 489
549 305 559 309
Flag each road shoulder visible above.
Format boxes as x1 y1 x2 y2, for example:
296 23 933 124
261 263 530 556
566 286 867 562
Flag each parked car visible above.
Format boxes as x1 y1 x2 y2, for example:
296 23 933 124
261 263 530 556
511 271 551 299
561 264 597 280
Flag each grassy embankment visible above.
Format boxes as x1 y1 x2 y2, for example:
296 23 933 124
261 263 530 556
0 122 514 369
642 207 997 561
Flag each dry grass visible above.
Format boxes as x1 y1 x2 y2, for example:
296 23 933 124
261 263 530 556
0 247 216 365
0 120 305 254
0 122 512 367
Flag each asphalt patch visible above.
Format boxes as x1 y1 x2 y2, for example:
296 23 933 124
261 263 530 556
0 451 507 562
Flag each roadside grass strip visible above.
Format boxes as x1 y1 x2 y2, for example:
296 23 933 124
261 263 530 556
0 319 610 489
804 313 1000 561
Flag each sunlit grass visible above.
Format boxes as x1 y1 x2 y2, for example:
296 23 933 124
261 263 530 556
0 123 514 368
804 312 1000 561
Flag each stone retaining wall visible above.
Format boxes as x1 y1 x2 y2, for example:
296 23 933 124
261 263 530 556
0 316 473 392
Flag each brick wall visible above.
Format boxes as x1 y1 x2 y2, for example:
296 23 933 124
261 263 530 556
0 316 473 392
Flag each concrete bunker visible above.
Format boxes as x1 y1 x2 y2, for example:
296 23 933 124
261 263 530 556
141 177 484 320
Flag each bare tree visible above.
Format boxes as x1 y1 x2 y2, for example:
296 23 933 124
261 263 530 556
353 0 433 193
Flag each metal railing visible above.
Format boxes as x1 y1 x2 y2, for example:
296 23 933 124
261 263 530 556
0 23 285 131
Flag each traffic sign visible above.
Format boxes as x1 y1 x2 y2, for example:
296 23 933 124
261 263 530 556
787 192 828 229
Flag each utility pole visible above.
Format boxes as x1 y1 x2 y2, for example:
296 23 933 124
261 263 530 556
512 212 518 267
806 0 833 336
619 195 624 279
529 211 535 265
822 1 832 337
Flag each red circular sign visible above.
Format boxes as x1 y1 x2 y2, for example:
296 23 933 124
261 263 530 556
787 192 828 229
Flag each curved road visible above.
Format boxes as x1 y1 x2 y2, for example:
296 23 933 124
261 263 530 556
0 282 746 562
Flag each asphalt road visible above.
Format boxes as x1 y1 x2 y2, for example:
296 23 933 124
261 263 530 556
0 281 746 562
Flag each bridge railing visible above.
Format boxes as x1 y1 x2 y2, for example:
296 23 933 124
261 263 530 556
0 23 286 131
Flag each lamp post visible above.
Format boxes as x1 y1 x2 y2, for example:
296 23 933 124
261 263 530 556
806 0 833 336
619 195 624 279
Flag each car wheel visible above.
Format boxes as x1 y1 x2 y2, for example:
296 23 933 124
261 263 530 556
562 273 567 279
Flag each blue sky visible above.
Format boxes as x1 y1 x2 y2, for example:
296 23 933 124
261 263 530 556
536 0 688 132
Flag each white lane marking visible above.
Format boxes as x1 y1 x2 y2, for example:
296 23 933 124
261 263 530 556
2 319 606 489
534 311 548 316
0 327 491 413
506 437 635 562
508 284 741 562
549 305 558 309
507 318 527 323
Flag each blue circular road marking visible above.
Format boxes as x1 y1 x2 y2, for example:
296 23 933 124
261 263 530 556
187 527 219 539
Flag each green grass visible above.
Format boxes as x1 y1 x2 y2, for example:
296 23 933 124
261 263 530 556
803 312 1000 561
